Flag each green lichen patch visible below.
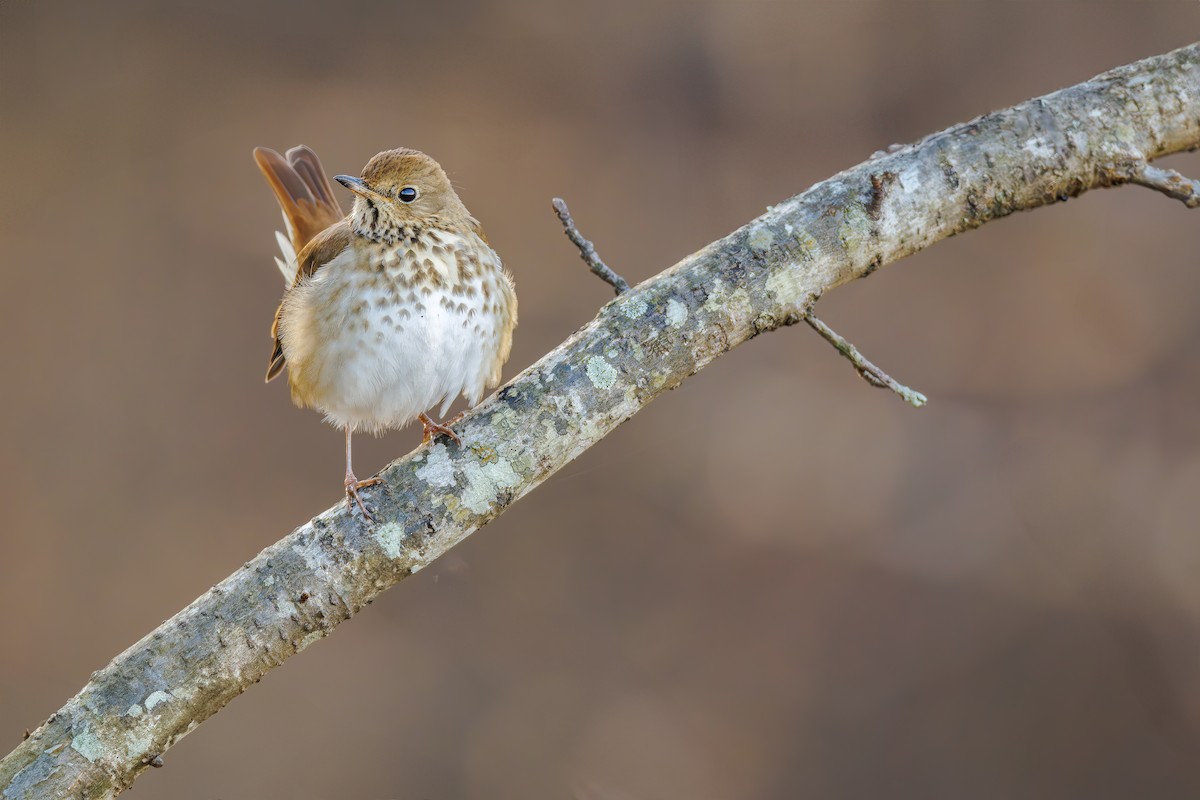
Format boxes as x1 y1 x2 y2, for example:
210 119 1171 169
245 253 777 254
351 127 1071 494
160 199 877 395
619 296 649 319
470 444 498 465
373 523 405 560
585 356 619 390
70 728 104 762
665 299 688 328
748 225 775 252
144 691 171 711
414 444 456 488
765 264 810 312
460 459 521 514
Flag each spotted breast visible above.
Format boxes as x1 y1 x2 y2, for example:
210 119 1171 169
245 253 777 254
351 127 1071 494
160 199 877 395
279 223 516 434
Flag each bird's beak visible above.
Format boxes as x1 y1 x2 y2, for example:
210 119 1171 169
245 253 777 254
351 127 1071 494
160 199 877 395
334 175 382 199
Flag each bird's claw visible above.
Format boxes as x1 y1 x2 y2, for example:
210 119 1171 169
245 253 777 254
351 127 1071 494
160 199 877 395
344 475 383 521
419 413 462 445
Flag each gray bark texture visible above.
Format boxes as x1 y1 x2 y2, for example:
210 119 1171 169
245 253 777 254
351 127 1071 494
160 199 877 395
4 42 1199 800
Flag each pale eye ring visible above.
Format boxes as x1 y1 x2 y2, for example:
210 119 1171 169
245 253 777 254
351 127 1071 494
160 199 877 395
398 186 418 203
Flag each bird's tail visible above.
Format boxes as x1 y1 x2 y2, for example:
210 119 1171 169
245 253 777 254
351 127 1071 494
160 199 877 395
252 145 344 285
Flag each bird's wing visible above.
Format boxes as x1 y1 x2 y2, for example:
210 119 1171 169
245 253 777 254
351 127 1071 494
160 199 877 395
265 221 352 382
253 145 345 285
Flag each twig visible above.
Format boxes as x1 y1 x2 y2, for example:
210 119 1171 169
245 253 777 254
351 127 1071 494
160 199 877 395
1129 164 1200 208
805 314 928 407
552 197 630 294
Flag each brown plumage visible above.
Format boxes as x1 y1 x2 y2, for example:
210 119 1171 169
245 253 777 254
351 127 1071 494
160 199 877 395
253 146 349 382
252 146 343 255
254 145 517 519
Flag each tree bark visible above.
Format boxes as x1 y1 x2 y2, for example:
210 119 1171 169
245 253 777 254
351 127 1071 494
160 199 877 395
4 42 1199 800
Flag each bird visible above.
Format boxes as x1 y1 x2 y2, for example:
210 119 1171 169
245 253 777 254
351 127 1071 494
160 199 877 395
253 145 517 519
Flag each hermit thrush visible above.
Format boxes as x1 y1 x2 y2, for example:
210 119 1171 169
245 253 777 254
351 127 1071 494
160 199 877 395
253 145 517 518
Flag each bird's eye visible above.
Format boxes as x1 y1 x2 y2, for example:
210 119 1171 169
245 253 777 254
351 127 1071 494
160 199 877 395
398 186 418 203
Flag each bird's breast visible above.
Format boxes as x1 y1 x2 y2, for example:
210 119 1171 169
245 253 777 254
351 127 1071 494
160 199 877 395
278 230 514 431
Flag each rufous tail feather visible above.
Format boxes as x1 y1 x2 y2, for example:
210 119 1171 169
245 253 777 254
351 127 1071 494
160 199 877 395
253 145 344 285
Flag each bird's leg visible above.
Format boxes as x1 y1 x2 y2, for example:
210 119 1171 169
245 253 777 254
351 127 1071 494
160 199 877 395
419 412 462 445
344 426 382 519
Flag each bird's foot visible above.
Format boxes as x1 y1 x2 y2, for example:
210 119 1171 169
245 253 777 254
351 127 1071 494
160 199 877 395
419 412 462 445
344 474 383 521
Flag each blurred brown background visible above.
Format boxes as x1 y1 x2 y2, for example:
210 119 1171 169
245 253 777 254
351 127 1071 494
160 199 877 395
3 1 1200 797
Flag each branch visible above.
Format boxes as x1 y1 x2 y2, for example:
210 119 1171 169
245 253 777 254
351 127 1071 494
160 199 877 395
805 314 928 407
1129 163 1200 207
552 197 631 294
5 42 1200 800
553 197 925 403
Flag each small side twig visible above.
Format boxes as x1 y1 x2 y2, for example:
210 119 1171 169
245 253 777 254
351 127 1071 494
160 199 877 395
1129 164 1200 208
552 198 630 295
805 314 928 407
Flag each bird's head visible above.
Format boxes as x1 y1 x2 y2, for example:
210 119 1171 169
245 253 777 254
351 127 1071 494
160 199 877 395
337 148 470 239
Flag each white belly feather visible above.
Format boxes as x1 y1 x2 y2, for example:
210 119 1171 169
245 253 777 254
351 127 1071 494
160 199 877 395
278 235 514 434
